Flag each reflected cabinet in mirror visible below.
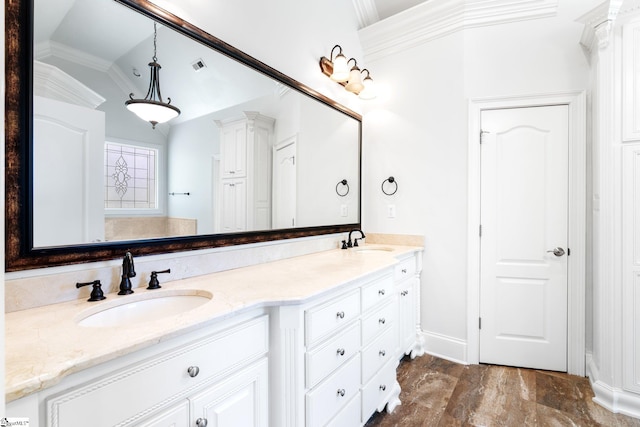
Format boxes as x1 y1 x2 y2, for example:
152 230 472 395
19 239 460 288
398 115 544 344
5 0 362 270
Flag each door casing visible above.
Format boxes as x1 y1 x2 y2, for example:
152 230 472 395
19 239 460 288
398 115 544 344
467 91 587 376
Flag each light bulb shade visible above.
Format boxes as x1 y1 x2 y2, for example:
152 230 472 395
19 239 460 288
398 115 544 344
126 99 180 125
345 67 364 94
330 53 349 82
359 75 376 100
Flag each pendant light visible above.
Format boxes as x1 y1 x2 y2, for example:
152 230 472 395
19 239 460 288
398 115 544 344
125 22 180 129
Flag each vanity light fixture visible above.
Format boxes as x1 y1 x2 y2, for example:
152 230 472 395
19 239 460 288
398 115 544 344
319 45 376 99
125 22 180 129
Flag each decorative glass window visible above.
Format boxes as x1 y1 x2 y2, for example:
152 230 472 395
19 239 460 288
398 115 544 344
105 142 157 209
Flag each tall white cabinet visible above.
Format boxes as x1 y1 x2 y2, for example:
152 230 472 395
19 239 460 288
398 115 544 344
215 112 275 232
581 2 640 418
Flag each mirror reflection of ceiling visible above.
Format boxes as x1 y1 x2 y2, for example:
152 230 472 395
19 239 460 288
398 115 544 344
34 0 278 125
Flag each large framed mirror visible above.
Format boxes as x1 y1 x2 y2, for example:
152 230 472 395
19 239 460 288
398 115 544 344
5 0 362 271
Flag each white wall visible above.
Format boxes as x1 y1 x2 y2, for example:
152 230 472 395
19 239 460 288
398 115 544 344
297 96 360 227
167 116 219 233
361 0 598 361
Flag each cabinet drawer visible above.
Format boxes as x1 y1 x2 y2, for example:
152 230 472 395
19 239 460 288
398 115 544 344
361 274 394 312
47 315 268 427
327 393 361 427
394 256 416 282
306 289 360 346
306 354 361 427
362 327 395 384
361 299 395 345
306 321 361 388
361 359 397 423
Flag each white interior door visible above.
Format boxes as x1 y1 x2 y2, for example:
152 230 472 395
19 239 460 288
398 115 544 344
273 138 297 228
33 96 105 247
479 105 569 371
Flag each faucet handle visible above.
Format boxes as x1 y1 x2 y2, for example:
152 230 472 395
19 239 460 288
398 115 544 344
341 240 348 250
76 280 107 302
147 269 171 290
354 238 361 247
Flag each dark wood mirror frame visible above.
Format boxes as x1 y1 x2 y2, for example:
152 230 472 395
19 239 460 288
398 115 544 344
5 0 362 271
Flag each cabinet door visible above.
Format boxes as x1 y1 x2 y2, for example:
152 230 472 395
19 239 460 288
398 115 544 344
221 179 247 232
220 123 247 178
191 358 268 427
397 277 418 357
623 144 640 393
137 401 190 427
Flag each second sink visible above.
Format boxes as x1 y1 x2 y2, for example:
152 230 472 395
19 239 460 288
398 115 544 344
76 289 213 328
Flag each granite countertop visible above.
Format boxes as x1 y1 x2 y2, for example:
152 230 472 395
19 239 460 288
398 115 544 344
5 244 422 402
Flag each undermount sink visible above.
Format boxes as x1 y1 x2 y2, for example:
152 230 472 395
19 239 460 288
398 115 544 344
353 246 394 253
76 289 213 328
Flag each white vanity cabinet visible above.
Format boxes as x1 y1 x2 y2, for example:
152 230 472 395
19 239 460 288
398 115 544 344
8 312 269 427
394 252 425 359
270 267 402 427
215 111 275 232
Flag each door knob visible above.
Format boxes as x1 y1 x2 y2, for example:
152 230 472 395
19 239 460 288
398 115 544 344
546 247 565 257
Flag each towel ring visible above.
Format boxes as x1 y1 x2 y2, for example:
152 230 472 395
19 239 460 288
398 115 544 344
336 179 349 197
381 176 398 196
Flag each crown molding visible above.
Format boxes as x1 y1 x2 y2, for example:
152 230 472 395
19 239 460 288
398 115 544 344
358 0 558 62
577 0 632 54
35 40 112 72
34 40 138 100
33 60 106 109
351 0 380 29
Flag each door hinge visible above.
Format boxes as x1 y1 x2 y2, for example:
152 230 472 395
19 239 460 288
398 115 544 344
479 317 482 329
567 248 571 256
480 130 489 144
479 225 482 237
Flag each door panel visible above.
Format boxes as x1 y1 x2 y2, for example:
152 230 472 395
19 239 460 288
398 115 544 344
33 96 105 247
480 105 568 371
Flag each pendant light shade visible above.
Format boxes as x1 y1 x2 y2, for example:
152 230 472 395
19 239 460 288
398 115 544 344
125 23 180 129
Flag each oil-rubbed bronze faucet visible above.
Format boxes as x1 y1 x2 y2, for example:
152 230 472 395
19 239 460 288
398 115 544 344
347 229 366 248
118 251 137 295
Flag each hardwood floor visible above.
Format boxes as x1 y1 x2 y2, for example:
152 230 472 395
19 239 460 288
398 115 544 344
365 354 640 426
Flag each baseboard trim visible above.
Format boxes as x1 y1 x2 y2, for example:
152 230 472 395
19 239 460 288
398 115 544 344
420 331 468 365
587 353 640 419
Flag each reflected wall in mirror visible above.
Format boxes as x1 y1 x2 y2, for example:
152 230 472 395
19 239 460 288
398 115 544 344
5 0 362 270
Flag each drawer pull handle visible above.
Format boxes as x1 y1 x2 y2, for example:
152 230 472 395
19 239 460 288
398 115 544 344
336 311 345 319
379 318 386 325
337 388 346 397
378 289 385 296
196 418 208 427
337 348 345 356
187 366 200 378
380 384 387 391
402 268 407 274
379 350 386 357
401 290 409 296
